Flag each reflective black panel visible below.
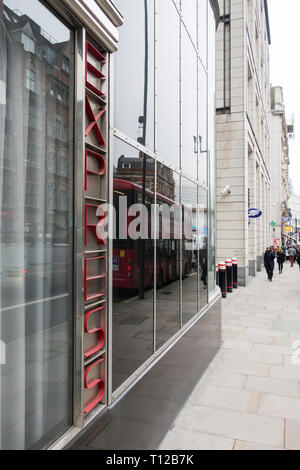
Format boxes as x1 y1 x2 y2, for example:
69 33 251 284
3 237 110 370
112 138 154 392
198 65 208 186
156 0 180 169
181 178 198 325
155 166 180 350
181 29 198 177
113 0 154 150
198 187 208 308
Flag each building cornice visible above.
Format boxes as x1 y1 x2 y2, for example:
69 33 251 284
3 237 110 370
209 0 220 28
264 0 271 45
60 0 121 51
95 0 123 27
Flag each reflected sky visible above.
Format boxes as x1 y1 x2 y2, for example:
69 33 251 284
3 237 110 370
4 0 70 42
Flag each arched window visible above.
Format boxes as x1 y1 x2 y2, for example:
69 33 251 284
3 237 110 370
54 116 62 140
25 65 37 93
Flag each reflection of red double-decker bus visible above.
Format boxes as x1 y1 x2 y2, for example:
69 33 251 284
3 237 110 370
113 179 192 291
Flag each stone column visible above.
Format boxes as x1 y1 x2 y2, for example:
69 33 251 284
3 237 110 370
256 165 262 271
248 149 257 276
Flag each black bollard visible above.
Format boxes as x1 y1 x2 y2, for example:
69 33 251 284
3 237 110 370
216 264 219 288
232 258 238 289
226 259 233 293
218 262 227 299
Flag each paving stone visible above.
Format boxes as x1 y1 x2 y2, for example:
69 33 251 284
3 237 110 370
257 394 300 421
222 340 253 351
214 359 270 377
272 320 300 334
189 385 254 413
285 420 300 450
272 337 298 347
245 376 300 398
270 365 300 381
245 335 272 345
220 349 283 366
160 428 234 451
234 440 283 450
246 328 289 338
174 405 284 447
204 371 246 390
253 344 294 356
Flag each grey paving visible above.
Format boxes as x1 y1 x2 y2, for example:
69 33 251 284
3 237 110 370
160 264 300 450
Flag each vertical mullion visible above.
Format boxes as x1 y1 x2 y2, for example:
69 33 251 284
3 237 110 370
179 0 183 329
74 26 85 429
153 0 157 354
107 52 114 406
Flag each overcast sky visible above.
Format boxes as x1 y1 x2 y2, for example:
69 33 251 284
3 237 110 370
269 0 300 196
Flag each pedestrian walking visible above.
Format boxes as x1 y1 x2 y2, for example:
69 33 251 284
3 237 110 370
288 246 296 267
297 249 300 271
264 247 276 282
277 248 285 274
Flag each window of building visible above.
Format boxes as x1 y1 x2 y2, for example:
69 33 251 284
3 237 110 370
58 185 68 210
62 59 70 73
47 147 56 172
58 152 68 176
21 33 35 54
25 65 37 92
25 183 40 208
2 171 14 207
122 162 131 169
47 181 56 210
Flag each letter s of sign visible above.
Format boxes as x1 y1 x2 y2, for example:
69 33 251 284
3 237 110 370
84 358 105 414
291 341 300 366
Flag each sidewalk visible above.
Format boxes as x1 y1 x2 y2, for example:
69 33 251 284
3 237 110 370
160 263 300 450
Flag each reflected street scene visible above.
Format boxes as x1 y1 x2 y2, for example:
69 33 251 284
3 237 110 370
0 0 74 449
112 139 209 392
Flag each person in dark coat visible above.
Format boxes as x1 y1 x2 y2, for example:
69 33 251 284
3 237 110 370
277 249 285 274
296 247 300 271
264 247 276 282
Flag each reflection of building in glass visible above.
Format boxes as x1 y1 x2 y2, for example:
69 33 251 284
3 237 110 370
115 154 175 200
2 5 71 245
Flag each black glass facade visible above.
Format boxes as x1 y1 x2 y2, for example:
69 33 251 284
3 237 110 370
112 0 216 396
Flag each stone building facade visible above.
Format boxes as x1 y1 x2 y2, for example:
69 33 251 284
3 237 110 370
270 86 291 246
216 0 272 285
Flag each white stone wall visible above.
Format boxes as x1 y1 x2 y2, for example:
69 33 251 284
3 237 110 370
216 0 271 285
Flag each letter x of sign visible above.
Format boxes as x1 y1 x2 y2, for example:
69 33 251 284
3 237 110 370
85 96 106 147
